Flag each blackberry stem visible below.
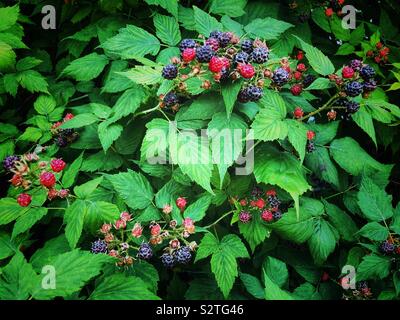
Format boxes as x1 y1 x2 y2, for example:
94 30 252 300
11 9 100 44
204 210 234 229
298 93 340 121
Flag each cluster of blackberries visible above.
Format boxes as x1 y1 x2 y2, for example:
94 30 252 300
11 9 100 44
238 85 263 103
342 60 377 98
380 239 400 255
51 114 78 147
161 246 193 268
3 155 20 171
238 187 284 224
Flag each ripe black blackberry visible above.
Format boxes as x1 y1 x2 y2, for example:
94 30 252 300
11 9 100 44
247 85 263 102
137 243 153 260
3 155 19 171
344 81 363 97
268 195 281 208
179 39 196 52
162 64 178 79
306 140 316 153
161 252 176 268
380 240 395 254
349 59 362 71
91 239 107 254
217 32 232 47
55 129 78 147
209 30 222 39
363 79 377 92
163 92 179 107
273 211 282 221
345 100 360 114
272 67 290 86
234 51 249 64
241 39 253 53
220 67 229 81
302 74 316 88
250 47 269 64
196 45 214 62
175 246 192 264
360 65 375 80
238 88 250 103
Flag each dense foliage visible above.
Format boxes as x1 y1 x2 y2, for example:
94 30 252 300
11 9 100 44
0 0 400 300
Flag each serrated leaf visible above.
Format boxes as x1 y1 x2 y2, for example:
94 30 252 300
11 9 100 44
145 0 178 18
98 122 123 152
263 256 289 288
357 254 391 281
222 80 242 118
60 113 98 129
153 14 181 46
0 198 30 226
119 66 163 85
34 95 56 115
352 107 377 147
193 6 223 36
16 57 43 72
62 53 108 82
183 195 212 222
358 222 389 241
308 219 337 265
210 0 246 17
18 70 48 93
245 18 293 40
12 208 48 239
264 272 293 300
62 152 84 188
0 5 19 32
323 200 358 242
287 120 307 163
240 273 264 299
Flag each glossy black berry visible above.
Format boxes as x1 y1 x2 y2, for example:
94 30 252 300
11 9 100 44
234 51 249 64
3 155 19 171
250 47 269 64
247 85 263 102
217 32 232 47
268 195 281 208
175 246 192 264
360 65 375 80
220 67 229 80
55 135 68 147
272 67 290 86
179 39 196 52
162 64 178 79
349 59 363 71
303 74 316 88
238 88 250 103
273 211 282 221
241 39 253 53
196 45 214 62
251 187 263 198
161 252 176 268
344 81 363 97
380 240 395 254
209 30 222 39
306 140 316 153
137 243 153 260
163 92 179 107
363 79 377 92
345 100 360 114
91 239 107 254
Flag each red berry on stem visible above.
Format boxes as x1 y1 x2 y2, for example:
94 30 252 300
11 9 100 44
176 197 187 211
182 48 196 62
342 66 354 79
376 42 383 49
307 130 316 140
293 107 304 119
291 84 303 96
17 193 32 207
294 71 302 80
63 113 74 121
366 50 374 57
325 8 334 17
297 63 306 72
50 159 66 172
255 198 265 209
209 56 225 73
238 63 255 79
261 210 273 222
321 272 330 282
266 189 276 197
296 50 304 60
40 172 56 188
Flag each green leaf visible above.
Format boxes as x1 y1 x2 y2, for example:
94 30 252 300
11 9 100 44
12 208 48 239
0 5 19 32
358 222 389 241
64 200 86 249
195 233 220 262
240 273 264 299
102 25 160 58
60 113 98 129
89 274 159 300
287 120 307 163
263 256 289 288
107 170 154 210
350 23 365 45
252 107 288 142
221 15 244 37
0 198 29 226
352 107 377 147
145 0 178 18
0 232 16 260
109 87 148 123
153 14 181 46
311 7 331 33
336 43 355 55
254 144 311 218
62 152 84 188
183 195 212 222
210 0 246 17
357 254 391 281
245 18 293 40
323 200 358 242
16 57 43 72
222 80 242 118
308 219 337 265
305 147 340 189
239 213 270 251
74 177 103 199
210 234 249 298
304 78 333 91
0 252 37 300
330 137 391 176
32 250 113 299
193 6 223 37
119 66 163 85
85 201 120 233
62 53 108 81
34 95 56 115
330 15 350 41
357 176 393 222
18 70 48 93
294 36 335 76
128 260 159 292
264 272 293 300
98 122 123 152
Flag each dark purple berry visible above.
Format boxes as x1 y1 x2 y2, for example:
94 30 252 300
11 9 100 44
246 85 263 102
3 155 19 171
360 65 375 80
344 81 363 97
163 92 179 107
239 211 252 223
205 37 219 51
162 64 178 80
345 100 360 114
380 240 395 254
217 32 232 47
306 140 316 153
91 239 107 254
272 67 290 86
241 39 253 53
250 47 269 64
196 45 214 62
251 187 263 197
268 195 281 208
303 74 316 88
234 51 249 64
161 252 176 268
137 243 153 260
175 246 192 264
363 79 377 92
349 59 363 71
238 89 250 103
209 30 222 39
273 211 282 221
179 39 196 52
